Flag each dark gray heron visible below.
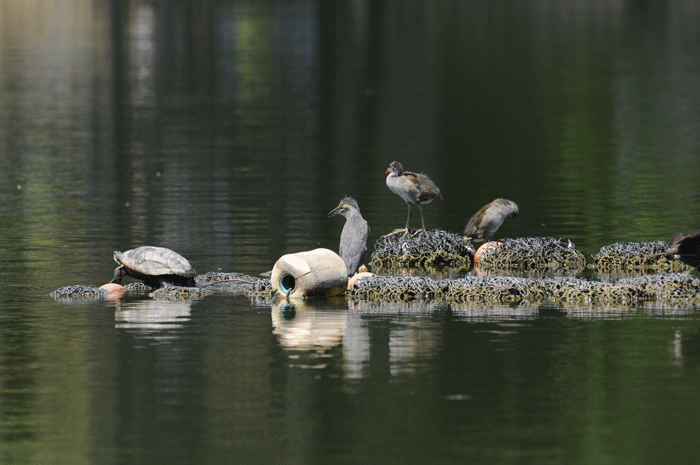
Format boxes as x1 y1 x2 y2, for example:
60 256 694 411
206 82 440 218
329 197 371 276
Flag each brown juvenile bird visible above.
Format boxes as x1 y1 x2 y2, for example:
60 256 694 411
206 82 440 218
385 161 443 235
464 198 519 242
666 228 700 270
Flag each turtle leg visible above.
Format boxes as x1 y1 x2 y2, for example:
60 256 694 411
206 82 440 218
111 266 126 284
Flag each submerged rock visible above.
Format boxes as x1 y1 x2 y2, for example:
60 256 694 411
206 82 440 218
49 285 111 301
243 278 273 299
347 272 700 308
150 285 213 301
49 271 270 302
195 271 258 284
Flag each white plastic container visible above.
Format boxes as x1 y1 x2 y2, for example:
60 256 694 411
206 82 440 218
271 248 348 299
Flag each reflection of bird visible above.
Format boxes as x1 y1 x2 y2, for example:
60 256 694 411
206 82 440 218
385 161 442 235
464 198 519 242
329 197 371 276
666 228 700 270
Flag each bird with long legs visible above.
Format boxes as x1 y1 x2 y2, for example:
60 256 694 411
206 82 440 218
385 161 442 236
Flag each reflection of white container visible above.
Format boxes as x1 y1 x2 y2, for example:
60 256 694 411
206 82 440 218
271 248 348 299
271 301 348 351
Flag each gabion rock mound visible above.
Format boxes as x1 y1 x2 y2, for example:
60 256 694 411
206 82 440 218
476 237 587 272
615 273 700 301
124 282 152 291
347 273 700 306
369 229 474 271
49 285 111 301
49 273 272 301
591 241 690 273
350 275 449 301
243 278 273 299
196 271 268 294
150 285 213 300
195 271 259 284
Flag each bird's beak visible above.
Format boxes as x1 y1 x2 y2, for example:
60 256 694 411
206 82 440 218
328 205 343 217
385 167 390 174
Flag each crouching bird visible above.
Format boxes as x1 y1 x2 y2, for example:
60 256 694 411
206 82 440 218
666 228 700 271
329 197 371 276
464 198 519 242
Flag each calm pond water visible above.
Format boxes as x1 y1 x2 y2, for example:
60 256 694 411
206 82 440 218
2 0 700 463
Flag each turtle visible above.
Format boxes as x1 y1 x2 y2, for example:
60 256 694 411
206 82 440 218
111 246 197 288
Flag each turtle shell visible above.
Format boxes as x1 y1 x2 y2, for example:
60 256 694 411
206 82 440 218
114 246 197 287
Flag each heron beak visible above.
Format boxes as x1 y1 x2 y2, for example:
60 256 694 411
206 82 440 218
328 205 343 217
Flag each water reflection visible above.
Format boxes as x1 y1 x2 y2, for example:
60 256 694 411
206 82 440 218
115 299 192 337
271 299 448 377
669 324 700 370
347 301 446 377
270 292 700 383
669 330 683 368
271 300 347 356
450 302 539 321
2 0 700 463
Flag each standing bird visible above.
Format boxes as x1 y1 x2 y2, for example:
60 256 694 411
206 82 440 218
385 161 442 235
464 198 519 242
666 228 700 271
329 197 371 276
